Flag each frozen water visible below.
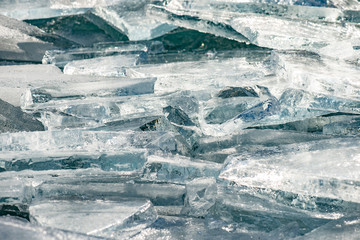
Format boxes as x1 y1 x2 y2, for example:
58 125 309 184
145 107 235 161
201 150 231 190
64 54 141 77
0 216 102 240
1 1 360 238
297 215 360 240
215 137 360 232
23 77 156 106
93 1 177 41
142 154 222 184
30 199 157 238
43 42 147 68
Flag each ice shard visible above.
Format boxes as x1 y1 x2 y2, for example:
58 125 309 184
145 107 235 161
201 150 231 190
30 199 157 238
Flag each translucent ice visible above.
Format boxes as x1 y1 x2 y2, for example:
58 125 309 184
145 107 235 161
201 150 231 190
216 137 360 231
297 215 360 240
92 1 177 41
270 51 360 99
230 13 360 52
0 216 101 240
23 77 156 106
64 54 141 77
142 154 222 184
30 199 157 238
43 42 147 68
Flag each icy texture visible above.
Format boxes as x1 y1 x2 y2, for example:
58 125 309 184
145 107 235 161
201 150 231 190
142 155 222 184
43 42 147 68
0 130 179 154
215 137 360 232
0 0 124 20
297 215 360 240
93 1 177 41
30 199 157 238
64 54 140 76
2 1 360 238
0 216 102 240
271 51 360 99
23 77 156 106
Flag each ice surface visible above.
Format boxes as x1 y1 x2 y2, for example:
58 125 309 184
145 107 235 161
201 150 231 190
30 199 157 238
0 216 102 240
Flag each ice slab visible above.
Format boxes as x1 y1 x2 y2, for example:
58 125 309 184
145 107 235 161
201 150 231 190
193 129 331 162
147 4 249 43
131 215 270 240
142 154 221 184
93 1 177 41
251 112 360 134
30 199 157 238
270 51 360 100
230 13 360 53
163 0 344 22
0 0 125 20
43 42 147 68
64 54 141 77
215 137 360 231
23 77 156 106
127 57 273 95
26 13 127 47
323 117 360 135
0 216 102 240
36 180 186 208
0 130 177 154
297 215 360 240
0 98 44 133
0 150 147 173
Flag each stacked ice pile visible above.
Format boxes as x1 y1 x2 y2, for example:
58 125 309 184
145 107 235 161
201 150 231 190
1 0 360 239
